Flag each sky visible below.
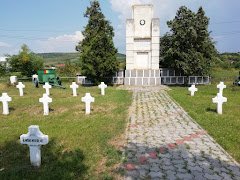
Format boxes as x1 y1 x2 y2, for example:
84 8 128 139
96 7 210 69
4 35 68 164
0 0 240 56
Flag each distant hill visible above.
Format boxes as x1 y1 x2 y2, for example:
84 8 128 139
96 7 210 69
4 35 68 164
38 52 126 66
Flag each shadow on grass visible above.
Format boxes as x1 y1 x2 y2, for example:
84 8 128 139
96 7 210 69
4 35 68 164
206 107 217 113
0 138 88 179
8 107 16 113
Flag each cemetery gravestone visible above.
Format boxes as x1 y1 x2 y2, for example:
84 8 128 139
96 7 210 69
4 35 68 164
16 82 25 96
70 82 79 96
10 76 17 85
217 82 226 96
98 82 107 95
188 84 198 96
0 93 12 115
81 93 95 114
20 125 49 167
43 82 52 96
212 93 227 114
39 93 52 115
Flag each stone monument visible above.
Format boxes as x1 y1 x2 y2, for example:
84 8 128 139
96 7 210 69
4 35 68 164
16 82 25 96
217 82 226 96
43 82 52 96
39 93 52 115
212 93 227 115
70 82 79 97
0 92 12 115
188 84 198 96
125 4 160 86
81 93 95 114
98 82 107 96
20 125 49 167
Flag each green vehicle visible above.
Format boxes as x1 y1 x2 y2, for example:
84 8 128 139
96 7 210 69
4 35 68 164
33 69 65 88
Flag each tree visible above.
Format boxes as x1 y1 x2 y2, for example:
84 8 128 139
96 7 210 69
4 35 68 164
76 0 119 84
160 6 217 76
8 44 44 76
0 63 5 77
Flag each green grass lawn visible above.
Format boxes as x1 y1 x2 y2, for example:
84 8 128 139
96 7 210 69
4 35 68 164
168 71 240 163
0 82 131 179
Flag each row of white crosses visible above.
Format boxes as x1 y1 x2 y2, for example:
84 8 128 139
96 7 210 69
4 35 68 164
188 82 227 115
19 83 107 167
1 82 107 115
69 82 107 97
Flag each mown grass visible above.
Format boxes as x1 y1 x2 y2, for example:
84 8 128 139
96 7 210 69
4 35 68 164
0 82 131 179
168 68 240 163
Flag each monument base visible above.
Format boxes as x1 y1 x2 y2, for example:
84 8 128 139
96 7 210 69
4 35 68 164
124 69 161 86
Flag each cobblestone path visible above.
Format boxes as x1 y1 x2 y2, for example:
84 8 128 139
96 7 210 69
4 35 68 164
122 86 240 180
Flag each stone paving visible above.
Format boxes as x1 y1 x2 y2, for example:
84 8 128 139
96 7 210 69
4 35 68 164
121 86 240 180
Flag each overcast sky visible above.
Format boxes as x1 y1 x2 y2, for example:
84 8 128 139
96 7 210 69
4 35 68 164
0 0 240 56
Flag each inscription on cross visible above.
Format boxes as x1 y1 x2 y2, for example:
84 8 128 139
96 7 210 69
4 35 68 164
0 93 12 115
98 82 107 96
212 93 227 114
217 82 226 96
20 125 49 167
81 93 94 114
70 82 79 96
188 84 198 96
43 82 52 96
16 82 25 96
39 93 52 115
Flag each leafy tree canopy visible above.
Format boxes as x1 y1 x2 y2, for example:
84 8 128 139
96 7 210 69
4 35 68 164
76 0 118 84
8 44 44 77
160 6 217 76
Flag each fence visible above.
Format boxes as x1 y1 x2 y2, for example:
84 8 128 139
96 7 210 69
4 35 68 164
161 76 210 85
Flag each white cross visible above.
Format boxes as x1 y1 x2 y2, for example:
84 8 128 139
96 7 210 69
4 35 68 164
39 94 52 115
20 125 49 167
212 93 227 115
188 84 198 96
16 82 25 96
217 82 226 96
98 82 107 95
0 93 12 115
81 93 95 114
43 82 52 96
70 82 79 96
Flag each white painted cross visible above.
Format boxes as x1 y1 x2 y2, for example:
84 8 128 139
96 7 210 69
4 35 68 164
212 93 227 115
70 82 79 96
39 93 52 115
217 82 226 96
20 125 49 167
188 84 198 96
98 82 107 96
81 93 95 114
43 82 52 96
0 93 12 115
16 82 25 96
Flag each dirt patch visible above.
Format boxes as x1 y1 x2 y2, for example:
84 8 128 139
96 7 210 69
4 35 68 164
0 83 8 90
108 133 126 151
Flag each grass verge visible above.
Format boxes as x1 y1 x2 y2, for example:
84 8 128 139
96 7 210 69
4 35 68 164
0 82 131 179
168 81 240 163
